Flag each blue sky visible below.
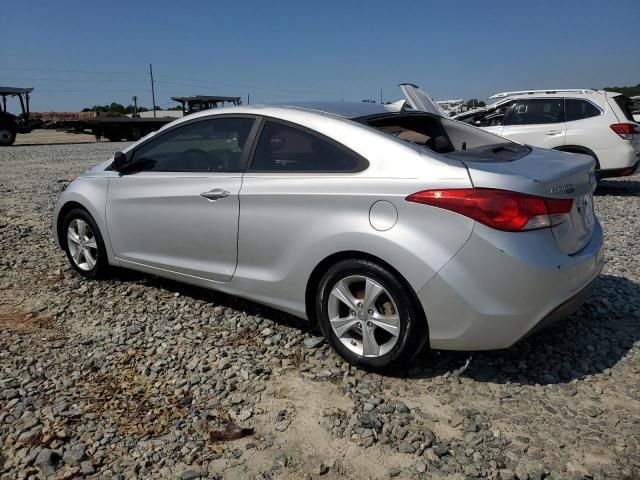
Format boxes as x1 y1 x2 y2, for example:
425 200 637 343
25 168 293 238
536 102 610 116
1 0 639 111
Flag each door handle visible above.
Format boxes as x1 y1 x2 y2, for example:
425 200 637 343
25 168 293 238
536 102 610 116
200 189 230 201
546 129 562 135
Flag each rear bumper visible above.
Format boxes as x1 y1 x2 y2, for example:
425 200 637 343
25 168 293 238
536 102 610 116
520 273 598 339
597 158 640 179
418 221 604 351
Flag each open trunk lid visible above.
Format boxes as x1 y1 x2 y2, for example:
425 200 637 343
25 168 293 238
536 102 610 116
463 148 597 255
399 83 446 116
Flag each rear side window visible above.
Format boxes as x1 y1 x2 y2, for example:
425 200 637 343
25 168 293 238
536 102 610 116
132 117 255 172
505 99 564 125
365 113 530 163
250 121 363 172
565 99 601 121
612 95 636 122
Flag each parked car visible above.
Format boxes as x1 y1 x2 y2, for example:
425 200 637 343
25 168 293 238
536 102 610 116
53 85 603 370
453 89 640 179
630 96 640 123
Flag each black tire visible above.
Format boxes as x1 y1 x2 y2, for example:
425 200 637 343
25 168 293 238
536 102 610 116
0 126 16 146
127 127 142 141
315 258 427 370
62 208 110 279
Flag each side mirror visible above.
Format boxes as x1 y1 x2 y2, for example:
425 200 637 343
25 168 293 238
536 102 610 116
111 151 132 172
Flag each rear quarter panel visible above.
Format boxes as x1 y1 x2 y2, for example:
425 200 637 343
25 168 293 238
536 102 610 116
233 171 474 319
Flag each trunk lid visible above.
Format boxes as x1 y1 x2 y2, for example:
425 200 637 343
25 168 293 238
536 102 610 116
463 148 597 255
399 84 446 116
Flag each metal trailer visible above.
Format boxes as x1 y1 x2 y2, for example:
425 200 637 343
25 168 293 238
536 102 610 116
61 116 174 141
62 96 243 142
171 95 242 115
0 86 33 146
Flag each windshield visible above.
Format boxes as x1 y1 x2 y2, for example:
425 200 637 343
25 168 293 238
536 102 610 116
364 113 530 162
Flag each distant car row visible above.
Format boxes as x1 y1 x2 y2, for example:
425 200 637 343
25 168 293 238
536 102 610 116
451 89 640 179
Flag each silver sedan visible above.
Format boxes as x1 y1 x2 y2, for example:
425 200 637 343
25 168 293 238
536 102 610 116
53 85 604 370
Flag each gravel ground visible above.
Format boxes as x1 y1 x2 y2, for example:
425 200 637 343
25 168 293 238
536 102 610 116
0 143 639 480
14 130 102 146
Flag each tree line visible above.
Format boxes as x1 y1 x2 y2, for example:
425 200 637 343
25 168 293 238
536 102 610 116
81 102 182 115
604 83 640 97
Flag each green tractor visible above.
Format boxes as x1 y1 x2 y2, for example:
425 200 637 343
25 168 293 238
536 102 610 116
0 86 34 146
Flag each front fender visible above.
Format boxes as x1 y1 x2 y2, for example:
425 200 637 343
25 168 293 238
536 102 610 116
52 177 118 265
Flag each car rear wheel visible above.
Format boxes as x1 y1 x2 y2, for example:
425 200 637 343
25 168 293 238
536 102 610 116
62 208 109 279
316 258 426 370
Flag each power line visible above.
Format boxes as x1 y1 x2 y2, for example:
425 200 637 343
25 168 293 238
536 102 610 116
0 76 145 83
154 76 344 97
35 88 141 93
0 67 143 75
155 79 326 100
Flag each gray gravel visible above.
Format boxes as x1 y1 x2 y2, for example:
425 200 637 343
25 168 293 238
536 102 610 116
0 142 639 480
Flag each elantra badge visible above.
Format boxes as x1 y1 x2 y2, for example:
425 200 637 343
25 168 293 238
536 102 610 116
550 183 575 194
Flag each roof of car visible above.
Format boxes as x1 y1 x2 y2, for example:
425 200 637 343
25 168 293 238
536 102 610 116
277 101 397 119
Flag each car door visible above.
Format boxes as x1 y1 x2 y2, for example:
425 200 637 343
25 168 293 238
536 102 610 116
500 98 566 148
106 116 257 282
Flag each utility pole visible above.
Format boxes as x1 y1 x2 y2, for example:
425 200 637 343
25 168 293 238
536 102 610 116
380 88 383 104
149 64 157 118
247 94 250 104
132 95 138 118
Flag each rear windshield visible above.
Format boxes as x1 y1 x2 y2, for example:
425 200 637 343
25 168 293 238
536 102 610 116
364 113 530 162
612 95 636 122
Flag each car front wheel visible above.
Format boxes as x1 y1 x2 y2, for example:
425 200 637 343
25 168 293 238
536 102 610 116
316 258 426 370
62 208 109 279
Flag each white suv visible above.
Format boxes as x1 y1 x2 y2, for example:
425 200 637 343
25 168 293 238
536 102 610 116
453 89 640 179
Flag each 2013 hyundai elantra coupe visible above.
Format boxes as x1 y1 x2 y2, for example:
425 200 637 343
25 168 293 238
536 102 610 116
53 85 604 370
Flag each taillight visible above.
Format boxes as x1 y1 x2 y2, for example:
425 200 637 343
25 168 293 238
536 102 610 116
406 188 573 232
610 123 640 140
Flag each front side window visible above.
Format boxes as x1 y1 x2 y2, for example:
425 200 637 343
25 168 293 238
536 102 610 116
565 99 601 121
132 117 255 172
250 121 362 172
505 99 564 125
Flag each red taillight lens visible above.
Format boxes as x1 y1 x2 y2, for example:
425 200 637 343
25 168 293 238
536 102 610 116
610 123 639 140
406 188 573 232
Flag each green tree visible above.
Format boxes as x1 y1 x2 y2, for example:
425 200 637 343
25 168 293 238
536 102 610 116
604 83 640 97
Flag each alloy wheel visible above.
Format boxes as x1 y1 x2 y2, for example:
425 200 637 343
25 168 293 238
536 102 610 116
327 275 400 357
67 218 98 271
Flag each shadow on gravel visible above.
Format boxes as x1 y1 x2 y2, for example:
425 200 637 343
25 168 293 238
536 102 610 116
396 274 640 385
107 268 316 335
107 269 639 385
595 179 640 197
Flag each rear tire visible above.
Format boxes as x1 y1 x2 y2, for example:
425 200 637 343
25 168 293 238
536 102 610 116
315 258 426 370
0 126 16 146
62 208 110 279
127 127 142 141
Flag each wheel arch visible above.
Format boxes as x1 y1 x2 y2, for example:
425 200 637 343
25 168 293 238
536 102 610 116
304 250 428 336
553 145 601 169
56 201 89 249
